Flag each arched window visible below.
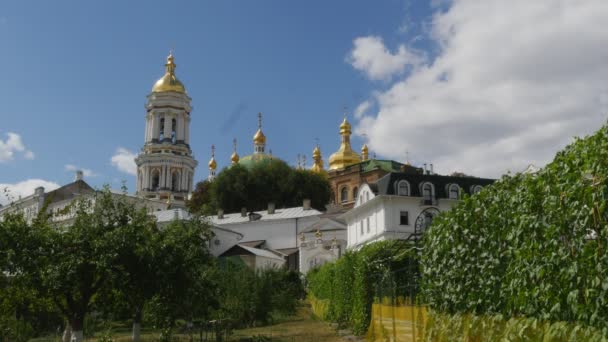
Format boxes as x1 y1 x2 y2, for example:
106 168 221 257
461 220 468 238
448 184 459 199
340 187 348 203
397 180 410 196
159 118 165 141
422 182 434 200
353 187 359 200
151 169 160 191
471 185 483 194
171 118 177 143
171 172 180 191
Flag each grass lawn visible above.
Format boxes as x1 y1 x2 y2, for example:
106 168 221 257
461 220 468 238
228 305 344 342
30 304 344 342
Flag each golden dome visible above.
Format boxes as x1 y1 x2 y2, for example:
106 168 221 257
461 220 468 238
339 117 351 133
361 144 369 161
152 53 186 94
231 151 240 165
208 157 217 170
253 129 266 145
311 145 326 174
329 117 361 170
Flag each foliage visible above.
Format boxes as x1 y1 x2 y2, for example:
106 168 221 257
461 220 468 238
306 240 420 335
187 161 331 214
213 260 303 328
424 310 606 342
422 122 608 334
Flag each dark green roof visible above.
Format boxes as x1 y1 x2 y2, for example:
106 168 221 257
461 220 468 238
340 159 423 174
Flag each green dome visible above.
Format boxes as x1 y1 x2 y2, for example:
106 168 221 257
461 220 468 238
238 153 280 169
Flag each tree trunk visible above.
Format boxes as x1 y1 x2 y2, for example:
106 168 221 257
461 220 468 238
62 324 71 342
132 309 142 342
70 316 84 342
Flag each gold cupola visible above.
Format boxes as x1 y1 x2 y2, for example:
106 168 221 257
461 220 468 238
361 144 369 161
231 138 240 165
208 145 217 170
311 145 326 174
208 145 218 181
253 112 267 146
328 117 361 170
152 52 186 94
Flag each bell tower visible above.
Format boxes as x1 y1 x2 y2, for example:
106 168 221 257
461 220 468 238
135 52 198 206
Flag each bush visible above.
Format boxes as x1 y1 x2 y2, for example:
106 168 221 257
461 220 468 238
422 122 608 334
307 240 420 335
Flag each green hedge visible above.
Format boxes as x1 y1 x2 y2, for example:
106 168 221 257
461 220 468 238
306 240 419 335
422 122 608 335
425 310 605 342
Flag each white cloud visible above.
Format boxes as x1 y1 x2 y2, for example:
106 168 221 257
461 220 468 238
111 148 137 176
0 132 33 162
354 100 372 119
347 36 425 81
352 0 608 178
64 164 96 177
0 179 60 206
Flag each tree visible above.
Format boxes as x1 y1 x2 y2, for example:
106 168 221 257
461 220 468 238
188 161 332 214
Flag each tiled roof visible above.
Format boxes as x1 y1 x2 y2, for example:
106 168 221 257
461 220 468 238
209 206 322 225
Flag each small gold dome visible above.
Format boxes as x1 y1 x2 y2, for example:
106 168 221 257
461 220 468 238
253 129 266 145
313 146 321 158
311 145 326 174
152 53 186 94
339 117 351 134
231 151 240 164
208 157 217 170
361 144 368 154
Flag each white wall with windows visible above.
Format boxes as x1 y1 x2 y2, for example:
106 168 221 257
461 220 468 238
344 183 459 250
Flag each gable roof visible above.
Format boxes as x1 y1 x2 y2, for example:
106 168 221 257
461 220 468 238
220 244 285 261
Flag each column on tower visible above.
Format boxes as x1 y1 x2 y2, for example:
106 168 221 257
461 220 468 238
185 116 190 145
152 114 160 141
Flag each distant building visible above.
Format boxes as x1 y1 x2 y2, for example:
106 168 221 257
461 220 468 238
342 172 495 250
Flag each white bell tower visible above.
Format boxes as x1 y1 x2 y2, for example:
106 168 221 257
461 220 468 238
135 52 198 206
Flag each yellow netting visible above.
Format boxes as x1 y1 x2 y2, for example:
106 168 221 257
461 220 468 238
367 302 427 342
308 295 331 320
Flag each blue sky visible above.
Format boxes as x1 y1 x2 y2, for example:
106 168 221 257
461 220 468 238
2 1 608 201
0 0 435 193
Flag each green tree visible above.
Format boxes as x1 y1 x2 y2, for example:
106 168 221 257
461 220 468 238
188 161 331 213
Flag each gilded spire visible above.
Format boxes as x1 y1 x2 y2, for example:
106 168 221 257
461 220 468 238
152 51 186 93
208 144 217 170
231 138 240 165
311 143 326 174
253 112 267 146
328 115 361 170
361 144 369 161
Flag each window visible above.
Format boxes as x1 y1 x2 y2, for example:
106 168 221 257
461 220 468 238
471 185 483 194
171 172 179 191
366 216 370 233
448 184 459 199
400 211 409 225
353 187 359 201
340 187 349 203
159 118 165 140
171 118 177 143
397 180 410 196
151 169 160 191
422 182 434 200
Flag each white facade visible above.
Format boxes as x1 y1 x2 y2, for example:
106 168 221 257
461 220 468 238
344 184 458 249
208 206 322 250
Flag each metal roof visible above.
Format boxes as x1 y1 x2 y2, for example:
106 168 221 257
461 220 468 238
209 206 322 225
236 244 285 260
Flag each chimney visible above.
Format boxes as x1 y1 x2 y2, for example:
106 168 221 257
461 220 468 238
430 164 434 175
241 207 247 217
303 199 311 210
267 202 276 214
75 170 84 181
34 186 45 196
217 209 224 219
